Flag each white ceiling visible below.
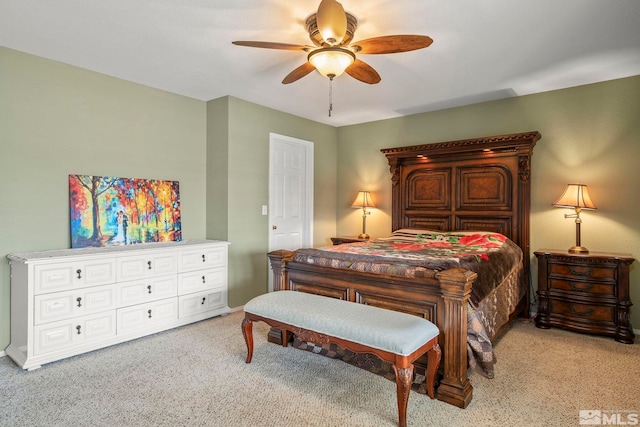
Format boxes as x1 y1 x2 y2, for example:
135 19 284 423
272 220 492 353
2 0 639 127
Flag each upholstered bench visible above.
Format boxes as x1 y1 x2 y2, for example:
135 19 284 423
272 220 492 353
242 290 441 427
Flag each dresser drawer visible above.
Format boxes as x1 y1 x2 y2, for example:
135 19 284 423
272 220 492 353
548 279 615 297
116 298 178 334
35 284 117 325
548 262 616 282
116 252 177 281
548 299 614 323
178 245 227 272
34 311 116 355
116 276 178 307
35 259 116 294
179 289 227 318
177 267 226 295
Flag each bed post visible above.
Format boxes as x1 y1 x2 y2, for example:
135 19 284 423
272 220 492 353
435 268 476 409
267 249 295 292
266 250 295 344
387 157 402 231
517 149 534 318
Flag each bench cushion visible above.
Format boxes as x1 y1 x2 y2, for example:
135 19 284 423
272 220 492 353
244 291 439 356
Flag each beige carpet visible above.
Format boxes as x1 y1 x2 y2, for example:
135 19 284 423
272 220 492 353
1 310 638 427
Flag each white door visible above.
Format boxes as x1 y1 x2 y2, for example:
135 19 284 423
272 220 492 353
268 133 314 290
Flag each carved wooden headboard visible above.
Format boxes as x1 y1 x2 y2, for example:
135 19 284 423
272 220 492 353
381 131 540 294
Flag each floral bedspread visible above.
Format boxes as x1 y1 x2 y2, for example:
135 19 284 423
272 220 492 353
294 228 523 305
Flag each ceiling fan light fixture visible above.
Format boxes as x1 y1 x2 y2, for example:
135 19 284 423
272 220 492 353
233 0 432 88
308 47 355 78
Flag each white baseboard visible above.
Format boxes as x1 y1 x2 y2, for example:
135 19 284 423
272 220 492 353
229 305 243 313
0 350 6 358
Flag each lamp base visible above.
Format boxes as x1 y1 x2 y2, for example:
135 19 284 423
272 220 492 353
568 245 589 254
357 233 370 240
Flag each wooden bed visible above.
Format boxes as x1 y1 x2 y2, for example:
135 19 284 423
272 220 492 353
267 131 540 408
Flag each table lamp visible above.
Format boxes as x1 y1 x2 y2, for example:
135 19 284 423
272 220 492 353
351 191 375 239
552 183 597 254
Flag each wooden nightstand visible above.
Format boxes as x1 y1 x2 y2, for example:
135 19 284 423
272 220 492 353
534 249 635 343
330 236 370 245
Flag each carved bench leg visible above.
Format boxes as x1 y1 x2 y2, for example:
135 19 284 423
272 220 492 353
393 364 413 427
425 344 442 400
241 316 254 363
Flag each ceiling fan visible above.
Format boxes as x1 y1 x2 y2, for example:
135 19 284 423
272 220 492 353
232 0 433 85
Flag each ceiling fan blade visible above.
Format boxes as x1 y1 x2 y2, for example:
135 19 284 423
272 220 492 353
282 62 317 84
232 41 310 51
352 35 433 54
345 59 381 84
316 0 347 45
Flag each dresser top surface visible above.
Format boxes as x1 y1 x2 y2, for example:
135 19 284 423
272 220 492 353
7 239 229 262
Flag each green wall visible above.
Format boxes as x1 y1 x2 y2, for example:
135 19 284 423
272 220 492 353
336 76 640 329
206 96 230 241
208 96 338 307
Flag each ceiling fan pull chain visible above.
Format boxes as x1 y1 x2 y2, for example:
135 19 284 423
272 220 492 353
328 76 333 117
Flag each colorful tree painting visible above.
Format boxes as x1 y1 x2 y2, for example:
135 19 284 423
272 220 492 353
69 174 182 248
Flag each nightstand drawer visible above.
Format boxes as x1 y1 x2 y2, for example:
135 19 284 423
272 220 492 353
548 299 614 323
548 262 616 282
548 279 615 297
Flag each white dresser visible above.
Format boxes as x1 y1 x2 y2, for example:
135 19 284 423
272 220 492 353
6 240 230 370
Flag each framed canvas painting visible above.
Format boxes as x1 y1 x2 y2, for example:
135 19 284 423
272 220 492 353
69 174 182 248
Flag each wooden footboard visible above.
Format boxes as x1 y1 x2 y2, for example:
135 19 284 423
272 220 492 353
267 249 477 409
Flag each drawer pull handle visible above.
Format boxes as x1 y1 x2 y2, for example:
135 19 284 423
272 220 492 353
201 297 206 305
76 325 81 335
202 254 206 263
569 266 593 276
569 282 593 292
147 261 152 270
569 304 593 317
76 297 82 307
202 276 206 284
76 269 82 279
147 285 152 294
148 309 152 318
